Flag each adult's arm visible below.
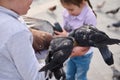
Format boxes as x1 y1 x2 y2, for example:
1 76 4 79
6 30 45 80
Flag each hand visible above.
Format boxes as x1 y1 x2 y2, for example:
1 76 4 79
30 28 53 52
54 29 68 37
70 46 90 57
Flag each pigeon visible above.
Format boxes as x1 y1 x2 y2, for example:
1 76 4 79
48 5 57 12
107 21 120 30
110 21 120 28
111 65 120 80
47 5 57 17
23 16 63 34
98 45 114 65
105 7 120 15
69 25 120 47
22 16 54 34
96 1 106 10
39 37 74 80
69 25 120 65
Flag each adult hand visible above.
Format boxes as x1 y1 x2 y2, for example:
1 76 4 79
30 28 53 52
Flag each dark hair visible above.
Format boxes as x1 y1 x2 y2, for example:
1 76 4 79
85 0 97 17
60 0 83 7
60 0 97 17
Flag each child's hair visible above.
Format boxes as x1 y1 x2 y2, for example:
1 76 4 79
60 0 83 7
60 0 97 17
85 0 97 17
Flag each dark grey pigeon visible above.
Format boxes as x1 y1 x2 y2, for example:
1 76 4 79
98 46 114 65
105 7 120 15
111 66 120 80
69 25 120 47
107 21 120 30
39 37 74 80
68 25 120 65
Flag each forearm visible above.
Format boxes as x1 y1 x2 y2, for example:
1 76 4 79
70 46 90 57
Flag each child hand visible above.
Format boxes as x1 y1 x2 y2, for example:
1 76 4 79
54 29 68 37
70 46 90 57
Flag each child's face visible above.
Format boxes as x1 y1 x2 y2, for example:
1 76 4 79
62 3 83 16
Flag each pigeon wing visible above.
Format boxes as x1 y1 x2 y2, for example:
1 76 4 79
98 45 114 65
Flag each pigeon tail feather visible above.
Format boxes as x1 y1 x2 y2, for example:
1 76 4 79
98 46 114 65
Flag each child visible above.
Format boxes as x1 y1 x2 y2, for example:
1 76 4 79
54 0 97 80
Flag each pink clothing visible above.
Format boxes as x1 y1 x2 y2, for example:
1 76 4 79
62 5 97 32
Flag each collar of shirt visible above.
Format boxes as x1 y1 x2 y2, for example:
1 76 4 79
0 6 20 19
0 6 27 25
63 4 89 21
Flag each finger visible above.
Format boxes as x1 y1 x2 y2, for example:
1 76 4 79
54 31 61 35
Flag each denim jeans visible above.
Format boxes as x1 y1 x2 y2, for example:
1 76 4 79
65 52 93 80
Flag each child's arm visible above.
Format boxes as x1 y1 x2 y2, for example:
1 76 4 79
70 46 90 57
54 29 68 37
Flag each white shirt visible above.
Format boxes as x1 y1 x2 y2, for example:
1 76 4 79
0 6 45 80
